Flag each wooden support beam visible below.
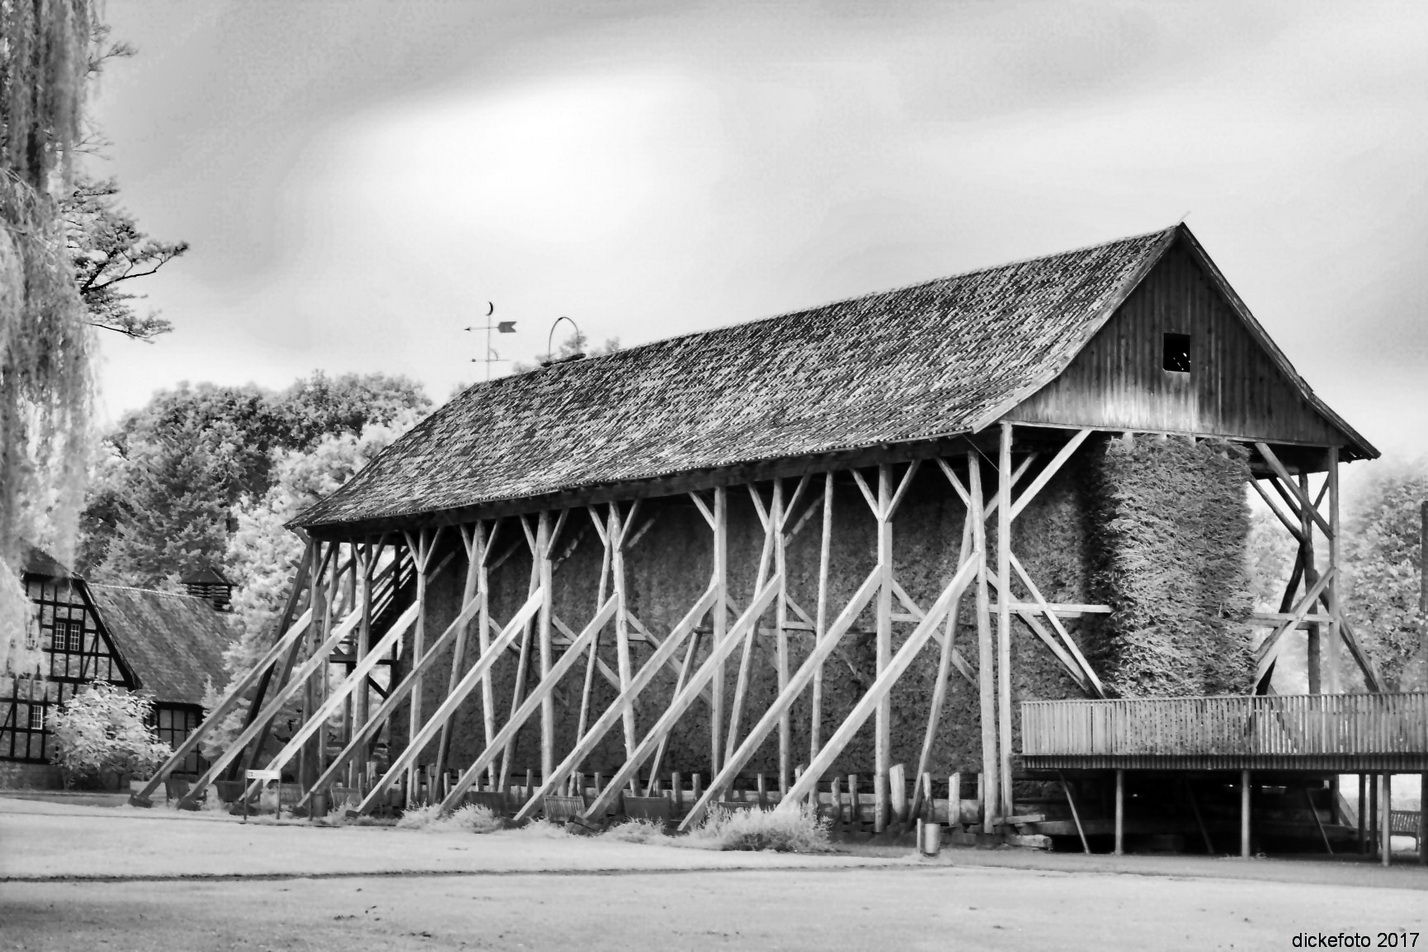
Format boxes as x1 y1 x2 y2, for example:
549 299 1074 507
537 512 556 783
295 583 497 810
1008 552 1105 698
969 448 999 827
505 585 721 823
875 463 894 832
725 486 778 765
680 566 884 830
1241 770 1252 858
646 632 701 795
1256 568 1336 685
440 597 618 811
1248 476 1306 546
1115 769 1125 855
498 519 540 791
996 422 1014 822
133 605 313 807
1255 443 1332 536
355 587 544 815
1298 473 1322 695
435 523 483 789
810 472 833 762
711 487 728 774
401 529 435 804
1380 773 1392 868
179 600 363 808
577 577 783 824
1060 772 1090 854
1326 447 1343 694
1007 428 1090 522
909 518 975 824
773 479 791 795
773 558 979 816
248 603 421 798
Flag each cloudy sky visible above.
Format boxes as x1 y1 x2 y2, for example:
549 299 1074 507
87 0 1427 465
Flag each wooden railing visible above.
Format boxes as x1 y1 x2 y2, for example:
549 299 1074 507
1021 693 1428 770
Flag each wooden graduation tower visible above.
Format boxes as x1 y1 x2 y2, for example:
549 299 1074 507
137 224 1425 854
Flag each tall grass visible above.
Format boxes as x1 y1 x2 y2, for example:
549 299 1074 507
394 803 502 833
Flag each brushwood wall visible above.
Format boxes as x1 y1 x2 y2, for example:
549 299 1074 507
389 437 1254 782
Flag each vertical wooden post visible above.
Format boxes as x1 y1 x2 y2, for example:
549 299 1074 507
611 504 637 788
1357 773 1367 854
537 511 555 783
773 480 791 795
1368 771 1379 855
405 530 432 805
711 487 728 774
577 510 612 751
1380 773 1392 867
810 472 833 762
300 541 327 797
874 464 894 833
499 519 539 790
996 424 1014 823
1299 474 1321 694
314 542 337 785
968 450 999 827
1240 769 1252 859
1326 448 1342 694
436 523 482 790
354 540 375 781
1418 773 1426 867
477 523 496 789
1114 769 1125 855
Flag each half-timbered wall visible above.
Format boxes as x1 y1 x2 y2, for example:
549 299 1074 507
1007 244 1346 448
0 576 133 765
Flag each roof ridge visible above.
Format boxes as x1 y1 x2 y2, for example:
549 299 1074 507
88 582 210 603
460 224 1181 393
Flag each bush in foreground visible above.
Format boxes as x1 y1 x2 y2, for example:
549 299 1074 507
691 803 832 852
395 803 503 833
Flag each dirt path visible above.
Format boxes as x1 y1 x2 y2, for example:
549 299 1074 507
2 796 1425 951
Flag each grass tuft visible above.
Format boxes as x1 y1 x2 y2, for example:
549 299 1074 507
689 803 832 852
394 803 503 833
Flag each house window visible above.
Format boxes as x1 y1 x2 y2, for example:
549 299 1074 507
51 619 84 651
29 705 44 730
1162 333 1191 373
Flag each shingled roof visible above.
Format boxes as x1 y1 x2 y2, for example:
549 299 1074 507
294 224 1368 532
86 585 237 706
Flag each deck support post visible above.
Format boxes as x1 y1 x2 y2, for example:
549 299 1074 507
1114 769 1125 855
1369 772 1379 855
1419 773 1427 866
1380 773 1392 867
1325 447 1342 693
537 512 556 784
1298 474 1321 694
1240 769 1252 859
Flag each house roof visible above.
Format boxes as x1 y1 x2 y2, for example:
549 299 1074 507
85 585 237 706
294 224 1374 533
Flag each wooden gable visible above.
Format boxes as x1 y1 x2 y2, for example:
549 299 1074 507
1004 237 1352 450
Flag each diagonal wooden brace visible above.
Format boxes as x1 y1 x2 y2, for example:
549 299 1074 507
247 604 420 798
678 566 884 830
506 584 720 822
439 597 619 812
574 576 783 824
354 586 544 815
178 604 358 808
131 606 313 807
776 558 980 813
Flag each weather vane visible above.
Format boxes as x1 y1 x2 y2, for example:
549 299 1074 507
465 302 516 381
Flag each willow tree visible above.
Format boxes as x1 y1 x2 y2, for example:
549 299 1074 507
0 0 97 674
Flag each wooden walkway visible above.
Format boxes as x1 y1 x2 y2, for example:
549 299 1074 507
1022 693 1428 772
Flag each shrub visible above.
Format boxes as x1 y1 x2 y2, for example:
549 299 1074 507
395 803 502 833
602 817 669 844
48 680 171 789
690 803 832 852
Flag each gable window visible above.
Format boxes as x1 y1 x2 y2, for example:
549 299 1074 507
1162 333 1191 373
52 619 83 652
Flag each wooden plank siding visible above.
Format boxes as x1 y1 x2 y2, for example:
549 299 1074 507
1006 243 1346 448
1021 694 1428 772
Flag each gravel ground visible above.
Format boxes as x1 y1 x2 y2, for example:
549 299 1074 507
2 793 1424 951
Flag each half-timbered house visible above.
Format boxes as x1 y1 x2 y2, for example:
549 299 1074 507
151 224 1426 857
0 550 237 788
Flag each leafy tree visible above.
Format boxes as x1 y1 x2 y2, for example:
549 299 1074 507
49 680 171 789
62 175 188 341
1341 461 1428 690
1 0 99 675
77 373 430 584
